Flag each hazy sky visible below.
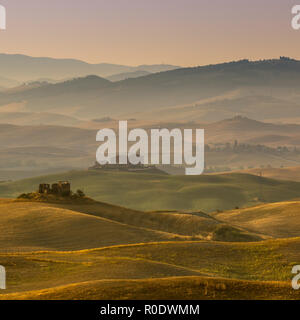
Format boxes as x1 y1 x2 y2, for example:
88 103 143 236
0 0 299 66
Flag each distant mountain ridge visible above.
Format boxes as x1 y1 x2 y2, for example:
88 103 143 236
0 56 300 120
0 53 180 82
106 70 152 82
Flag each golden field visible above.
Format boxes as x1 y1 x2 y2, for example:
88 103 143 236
0 189 300 300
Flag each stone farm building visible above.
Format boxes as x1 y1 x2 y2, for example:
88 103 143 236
39 181 71 196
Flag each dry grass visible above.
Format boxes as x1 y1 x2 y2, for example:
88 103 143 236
1 276 299 300
2 170 300 212
213 201 300 238
51 201 263 241
0 199 263 254
0 198 300 300
228 166 300 182
0 200 187 252
1 237 300 298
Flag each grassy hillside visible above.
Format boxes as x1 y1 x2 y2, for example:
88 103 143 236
0 197 300 299
49 200 262 241
85 239 300 281
213 201 300 238
0 198 263 253
2 277 298 300
230 166 300 182
1 170 300 212
0 200 187 252
1 238 300 299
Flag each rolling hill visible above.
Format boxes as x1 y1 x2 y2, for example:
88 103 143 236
47 200 263 242
0 193 300 299
0 111 81 126
2 115 300 151
203 116 300 146
2 277 298 300
0 198 263 253
106 70 152 82
226 166 300 182
0 123 96 149
0 53 179 81
1 57 300 119
4 116 300 149
1 171 300 212
2 116 300 177
0 200 190 252
0 123 97 173
131 93 300 124
213 201 300 238
1 236 300 299
140 116 300 147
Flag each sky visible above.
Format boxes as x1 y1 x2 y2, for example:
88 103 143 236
0 0 299 66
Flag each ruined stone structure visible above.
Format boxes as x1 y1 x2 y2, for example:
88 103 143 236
57 181 71 196
38 181 71 196
39 184 50 194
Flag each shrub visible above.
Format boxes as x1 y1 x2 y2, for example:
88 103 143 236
76 189 85 198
